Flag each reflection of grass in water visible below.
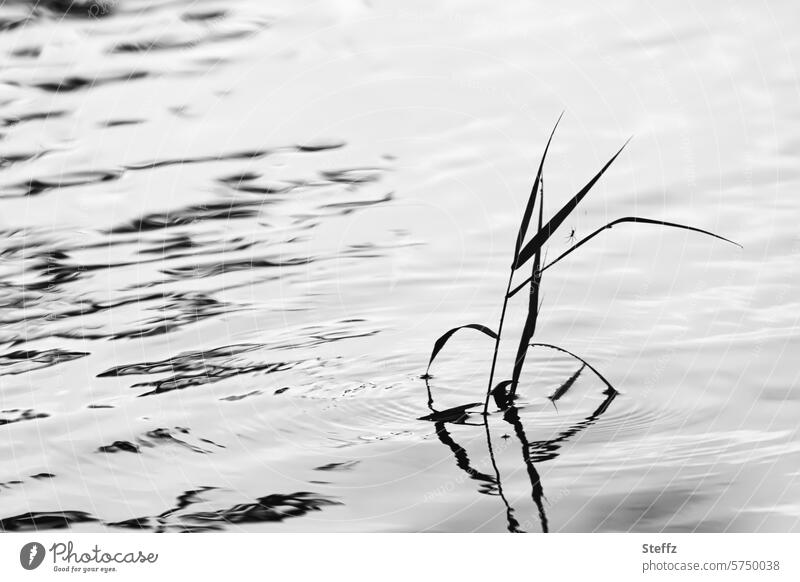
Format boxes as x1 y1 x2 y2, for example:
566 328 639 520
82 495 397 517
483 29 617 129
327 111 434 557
424 114 739 410
421 116 739 532
423 375 617 532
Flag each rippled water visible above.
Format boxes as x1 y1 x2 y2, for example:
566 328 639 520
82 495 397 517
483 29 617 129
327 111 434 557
1 0 798 532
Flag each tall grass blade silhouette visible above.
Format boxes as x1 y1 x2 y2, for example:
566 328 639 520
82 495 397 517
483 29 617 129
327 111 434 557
509 167 545 398
506 136 629 399
483 116 562 414
513 138 631 270
513 112 563 259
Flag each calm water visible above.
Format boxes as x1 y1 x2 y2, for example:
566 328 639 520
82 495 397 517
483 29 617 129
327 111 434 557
0 0 798 532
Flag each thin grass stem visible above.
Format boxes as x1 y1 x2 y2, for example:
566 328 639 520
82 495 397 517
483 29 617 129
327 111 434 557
483 273 514 415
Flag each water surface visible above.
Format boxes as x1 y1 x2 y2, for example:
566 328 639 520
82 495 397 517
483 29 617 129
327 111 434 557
0 0 798 532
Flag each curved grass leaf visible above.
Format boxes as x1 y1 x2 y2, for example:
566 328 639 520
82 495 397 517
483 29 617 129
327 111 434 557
539 216 742 273
513 138 630 270
529 343 617 393
507 217 740 298
513 113 563 262
426 324 498 375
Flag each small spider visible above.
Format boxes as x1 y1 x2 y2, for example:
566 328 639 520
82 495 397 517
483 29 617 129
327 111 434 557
566 227 576 244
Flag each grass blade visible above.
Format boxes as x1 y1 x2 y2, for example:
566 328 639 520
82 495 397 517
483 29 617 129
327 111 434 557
484 115 561 413
509 172 545 399
426 324 498 376
507 276 531 299
513 138 630 270
529 343 617 393
548 364 585 409
513 113 563 262
509 217 740 298
539 216 742 273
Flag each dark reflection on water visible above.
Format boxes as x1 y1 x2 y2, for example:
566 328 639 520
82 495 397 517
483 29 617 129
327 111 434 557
1 491 340 533
0 408 49 426
528 388 618 464
0 511 97 532
107 490 341 533
98 426 225 454
0 348 88 375
423 374 618 533
97 343 299 397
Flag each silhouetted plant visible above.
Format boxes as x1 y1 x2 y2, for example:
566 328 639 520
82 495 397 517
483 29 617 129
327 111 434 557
424 114 740 413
